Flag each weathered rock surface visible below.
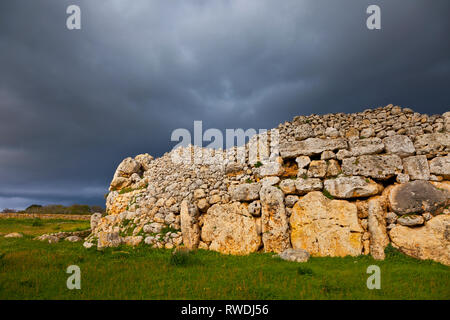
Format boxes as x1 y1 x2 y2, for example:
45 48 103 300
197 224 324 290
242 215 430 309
278 248 310 262
429 155 450 179
110 176 132 191
279 179 296 194
388 181 449 215
290 192 363 257
295 178 323 195
123 236 143 246
415 133 450 155
98 231 121 248
225 162 244 175
280 138 347 158
260 186 290 253
4 232 23 238
367 197 389 260
307 160 327 178
35 229 90 244
248 200 261 216
105 190 142 215
83 241 94 249
285 195 299 208
90 212 102 231
348 137 385 156
326 159 341 177
324 176 383 198
383 135 416 158
201 202 261 255
402 155 430 180
36 234 59 243
294 124 314 141
109 157 142 191
389 214 450 266
134 153 154 171
259 162 284 177
143 222 164 234
397 215 425 226
116 157 141 176
180 200 200 249
295 156 311 169
386 211 398 224
230 183 261 201
65 235 82 242
260 176 280 187
342 155 403 179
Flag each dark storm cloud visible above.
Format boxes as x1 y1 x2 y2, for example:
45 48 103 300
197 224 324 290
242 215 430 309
0 0 449 209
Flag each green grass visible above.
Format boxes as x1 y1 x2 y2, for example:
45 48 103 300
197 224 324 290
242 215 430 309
0 219 448 300
0 218 90 237
118 184 148 195
0 239 448 299
322 188 334 200
119 187 134 194
169 248 192 266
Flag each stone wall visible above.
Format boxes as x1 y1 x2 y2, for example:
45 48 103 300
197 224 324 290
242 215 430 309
84 105 450 265
0 213 91 221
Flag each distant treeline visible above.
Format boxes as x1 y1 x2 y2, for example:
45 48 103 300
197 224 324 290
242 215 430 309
1 204 105 215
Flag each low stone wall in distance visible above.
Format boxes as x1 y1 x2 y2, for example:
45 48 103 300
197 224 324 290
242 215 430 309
0 213 91 221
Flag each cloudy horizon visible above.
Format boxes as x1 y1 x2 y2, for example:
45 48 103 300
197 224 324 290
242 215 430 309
1 0 449 210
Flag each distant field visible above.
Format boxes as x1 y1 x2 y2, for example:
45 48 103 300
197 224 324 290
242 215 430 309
0 213 91 220
0 218 90 237
0 218 449 300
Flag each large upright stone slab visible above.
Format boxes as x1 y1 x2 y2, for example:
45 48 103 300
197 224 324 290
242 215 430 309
367 196 389 260
90 213 102 231
180 200 200 249
259 186 290 253
290 192 363 257
201 203 261 255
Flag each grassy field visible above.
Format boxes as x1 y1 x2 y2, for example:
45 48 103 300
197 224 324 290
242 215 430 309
0 218 449 300
0 218 90 237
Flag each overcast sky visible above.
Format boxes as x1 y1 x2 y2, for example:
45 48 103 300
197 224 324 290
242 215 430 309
0 0 449 209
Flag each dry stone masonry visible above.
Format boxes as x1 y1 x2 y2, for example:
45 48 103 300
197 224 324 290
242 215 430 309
84 105 450 265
